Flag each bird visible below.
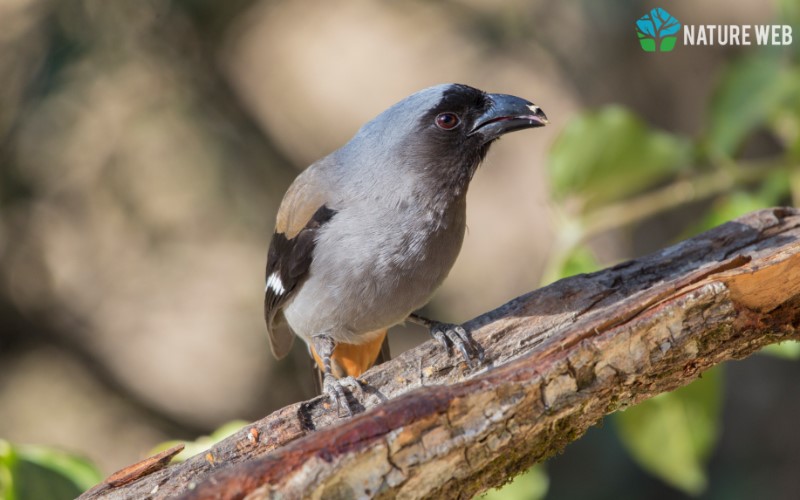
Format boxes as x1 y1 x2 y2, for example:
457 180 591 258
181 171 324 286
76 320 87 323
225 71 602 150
264 83 548 416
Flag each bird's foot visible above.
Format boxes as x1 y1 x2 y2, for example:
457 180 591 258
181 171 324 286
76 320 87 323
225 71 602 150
322 373 364 418
428 321 485 367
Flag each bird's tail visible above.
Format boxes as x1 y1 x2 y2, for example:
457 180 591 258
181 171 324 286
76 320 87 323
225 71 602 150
310 329 390 394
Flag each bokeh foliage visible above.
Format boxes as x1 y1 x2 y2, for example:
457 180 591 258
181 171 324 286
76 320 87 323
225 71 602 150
0 440 101 500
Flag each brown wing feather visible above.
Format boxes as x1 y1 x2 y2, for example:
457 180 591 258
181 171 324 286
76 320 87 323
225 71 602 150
275 177 329 238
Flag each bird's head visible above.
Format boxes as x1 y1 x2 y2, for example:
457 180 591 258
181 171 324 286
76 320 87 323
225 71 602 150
336 83 547 197
418 83 547 142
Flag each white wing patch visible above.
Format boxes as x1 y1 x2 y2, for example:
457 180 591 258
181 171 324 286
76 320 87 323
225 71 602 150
266 272 286 295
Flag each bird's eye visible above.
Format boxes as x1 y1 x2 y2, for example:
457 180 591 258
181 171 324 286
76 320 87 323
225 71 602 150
435 112 461 130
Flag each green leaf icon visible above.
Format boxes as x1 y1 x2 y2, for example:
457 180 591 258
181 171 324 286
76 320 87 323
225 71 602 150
660 36 677 52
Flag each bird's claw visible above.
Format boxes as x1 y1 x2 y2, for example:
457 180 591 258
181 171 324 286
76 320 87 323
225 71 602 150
428 322 485 367
322 374 363 417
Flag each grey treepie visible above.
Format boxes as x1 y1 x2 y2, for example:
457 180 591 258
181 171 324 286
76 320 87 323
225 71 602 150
264 83 548 416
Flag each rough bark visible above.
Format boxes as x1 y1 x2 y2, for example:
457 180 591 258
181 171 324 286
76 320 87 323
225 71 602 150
81 207 800 500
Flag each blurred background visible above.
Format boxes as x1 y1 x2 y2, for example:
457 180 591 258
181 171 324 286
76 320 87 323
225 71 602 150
0 0 799 498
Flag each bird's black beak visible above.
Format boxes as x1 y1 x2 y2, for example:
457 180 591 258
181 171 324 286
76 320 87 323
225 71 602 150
469 93 548 143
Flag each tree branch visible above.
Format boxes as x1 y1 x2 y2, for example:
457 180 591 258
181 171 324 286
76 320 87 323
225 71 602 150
81 207 800 500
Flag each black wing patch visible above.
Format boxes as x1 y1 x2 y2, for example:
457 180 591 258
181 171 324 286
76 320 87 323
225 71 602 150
264 205 337 326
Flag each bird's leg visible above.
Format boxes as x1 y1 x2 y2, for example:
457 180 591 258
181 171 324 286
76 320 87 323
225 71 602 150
311 334 360 417
408 313 485 367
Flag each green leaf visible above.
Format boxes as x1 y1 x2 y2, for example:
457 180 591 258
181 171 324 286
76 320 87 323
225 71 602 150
150 420 249 463
481 464 548 500
684 169 791 237
695 191 774 234
638 38 656 52
778 0 800 41
761 340 800 360
706 53 798 158
0 440 103 500
556 245 600 279
548 106 691 210
758 168 793 203
0 440 17 500
660 36 677 52
614 367 723 495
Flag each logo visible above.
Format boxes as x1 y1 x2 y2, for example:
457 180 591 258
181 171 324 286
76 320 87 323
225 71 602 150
636 7 793 52
636 8 681 52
